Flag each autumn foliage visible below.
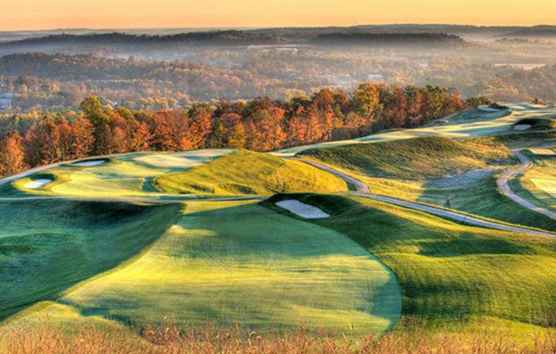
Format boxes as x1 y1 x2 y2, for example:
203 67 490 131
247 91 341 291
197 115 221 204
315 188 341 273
0 83 466 177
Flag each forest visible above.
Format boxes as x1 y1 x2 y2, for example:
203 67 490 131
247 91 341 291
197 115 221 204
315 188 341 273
0 83 469 176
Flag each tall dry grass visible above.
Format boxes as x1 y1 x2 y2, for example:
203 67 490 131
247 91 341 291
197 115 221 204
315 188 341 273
1 322 555 354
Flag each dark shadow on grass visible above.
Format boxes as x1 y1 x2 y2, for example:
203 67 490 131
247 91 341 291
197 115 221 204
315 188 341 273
0 199 182 323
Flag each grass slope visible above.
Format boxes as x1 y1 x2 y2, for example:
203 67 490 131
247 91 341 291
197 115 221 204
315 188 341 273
301 135 556 231
267 194 556 334
512 150 556 211
155 150 347 196
0 199 180 321
9 201 400 337
8 150 231 200
301 136 513 180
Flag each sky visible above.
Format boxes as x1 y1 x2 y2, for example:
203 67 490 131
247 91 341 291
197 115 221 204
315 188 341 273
3 0 556 31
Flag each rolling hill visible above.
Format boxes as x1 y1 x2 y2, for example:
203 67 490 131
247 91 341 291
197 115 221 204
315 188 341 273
1 103 556 352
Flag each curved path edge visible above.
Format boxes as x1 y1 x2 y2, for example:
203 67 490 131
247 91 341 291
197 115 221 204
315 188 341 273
497 150 556 221
301 159 556 238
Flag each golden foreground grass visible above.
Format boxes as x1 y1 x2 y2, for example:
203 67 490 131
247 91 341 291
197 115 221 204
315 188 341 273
1 322 555 354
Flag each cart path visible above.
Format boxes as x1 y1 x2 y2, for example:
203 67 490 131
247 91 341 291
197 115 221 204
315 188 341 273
301 159 556 238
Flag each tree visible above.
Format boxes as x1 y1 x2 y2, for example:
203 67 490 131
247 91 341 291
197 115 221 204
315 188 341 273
72 117 95 158
353 83 382 118
24 117 62 165
0 132 27 176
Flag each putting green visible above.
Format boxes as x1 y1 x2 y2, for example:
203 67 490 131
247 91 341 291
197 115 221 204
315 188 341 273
10 201 401 336
8 151 231 200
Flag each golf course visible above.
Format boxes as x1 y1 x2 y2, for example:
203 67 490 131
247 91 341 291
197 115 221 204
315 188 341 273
2 103 556 352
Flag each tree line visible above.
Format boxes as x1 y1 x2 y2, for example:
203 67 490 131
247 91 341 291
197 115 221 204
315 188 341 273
0 83 469 177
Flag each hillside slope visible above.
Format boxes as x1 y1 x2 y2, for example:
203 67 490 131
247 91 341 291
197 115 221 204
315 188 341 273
301 136 513 180
155 150 347 195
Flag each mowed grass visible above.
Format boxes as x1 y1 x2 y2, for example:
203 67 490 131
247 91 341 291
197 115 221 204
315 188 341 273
7 150 232 200
266 194 556 334
0 199 181 322
9 201 401 337
155 150 347 196
511 150 556 211
301 136 513 180
300 135 556 231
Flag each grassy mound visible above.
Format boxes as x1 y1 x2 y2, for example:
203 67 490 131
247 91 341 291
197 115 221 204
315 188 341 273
0 199 180 321
155 150 347 196
266 194 556 333
301 137 513 180
10 200 401 336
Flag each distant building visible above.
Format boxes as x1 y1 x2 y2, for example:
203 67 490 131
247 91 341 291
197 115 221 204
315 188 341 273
0 93 14 111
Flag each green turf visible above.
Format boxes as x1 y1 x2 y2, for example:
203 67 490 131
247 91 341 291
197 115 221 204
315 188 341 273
299 135 556 231
0 199 181 322
511 151 556 211
155 150 348 196
266 194 556 333
9 201 401 337
300 136 513 180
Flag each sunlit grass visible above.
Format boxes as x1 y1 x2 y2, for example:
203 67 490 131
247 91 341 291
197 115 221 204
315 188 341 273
156 150 348 196
5 200 400 337
266 194 556 334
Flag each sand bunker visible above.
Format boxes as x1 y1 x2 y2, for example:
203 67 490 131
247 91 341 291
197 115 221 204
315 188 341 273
72 160 107 167
24 179 52 189
514 124 531 131
276 200 330 219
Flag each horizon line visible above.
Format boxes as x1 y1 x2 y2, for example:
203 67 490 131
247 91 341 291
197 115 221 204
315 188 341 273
1 23 556 33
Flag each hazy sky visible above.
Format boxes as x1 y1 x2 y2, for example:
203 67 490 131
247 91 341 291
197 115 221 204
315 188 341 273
3 0 556 30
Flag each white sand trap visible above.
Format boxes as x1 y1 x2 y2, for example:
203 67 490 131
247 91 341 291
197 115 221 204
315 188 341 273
24 179 52 189
514 124 531 131
72 160 106 167
276 200 330 219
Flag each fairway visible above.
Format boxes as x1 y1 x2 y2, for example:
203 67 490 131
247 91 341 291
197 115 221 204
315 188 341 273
8 201 401 336
0 199 180 321
267 194 556 335
511 150 556 211
2 104 556 348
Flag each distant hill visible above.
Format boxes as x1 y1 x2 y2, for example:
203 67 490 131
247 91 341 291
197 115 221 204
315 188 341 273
311 32 466 47
0 29 469 55
504 26 556 38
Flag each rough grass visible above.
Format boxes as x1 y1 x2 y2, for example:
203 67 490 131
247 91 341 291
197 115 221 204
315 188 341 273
266 194 556 333
1 321 555 354
6 200 400 337
155 150 347 196
0 199 181 322
301 137 513 180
